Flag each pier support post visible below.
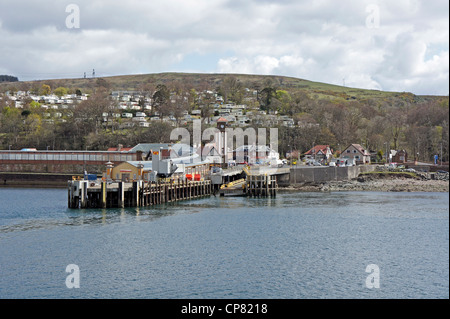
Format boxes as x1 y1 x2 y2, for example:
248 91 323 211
80 181 88 208
139 180 143 206
118 182 125 208
68 181 73 208
101 181 107 208
132 181 138 207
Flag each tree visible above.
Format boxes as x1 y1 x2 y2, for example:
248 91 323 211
54 87 68 98
170 93 188 126
152 84 171 119
275 90 291 114
258 87 277 111
40 84 51 96
287 91 312 116
219 76 244 104
0 75 19 82
1 106 22 146
387 108 407 150
73 88 111 135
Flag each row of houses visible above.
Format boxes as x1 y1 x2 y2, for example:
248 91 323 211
301 144 409 165
6 91 88 109
4 89 298 128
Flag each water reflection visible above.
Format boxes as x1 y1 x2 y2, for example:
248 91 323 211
0 191 447 235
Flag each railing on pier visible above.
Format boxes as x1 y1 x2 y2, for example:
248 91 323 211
68 179 211 209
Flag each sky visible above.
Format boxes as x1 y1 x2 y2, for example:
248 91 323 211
0 0 448 95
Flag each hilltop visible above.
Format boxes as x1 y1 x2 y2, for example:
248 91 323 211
0 72 444 103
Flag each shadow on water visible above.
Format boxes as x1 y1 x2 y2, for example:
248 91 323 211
1 191 447 235
0 197 215 235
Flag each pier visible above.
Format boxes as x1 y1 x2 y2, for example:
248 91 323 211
217 166 279 197
68 179 211 209
67 143 281 209
68 164 281 208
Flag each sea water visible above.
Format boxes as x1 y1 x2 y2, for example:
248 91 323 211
0 188 448 299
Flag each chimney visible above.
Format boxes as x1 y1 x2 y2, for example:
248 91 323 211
117 144 123 152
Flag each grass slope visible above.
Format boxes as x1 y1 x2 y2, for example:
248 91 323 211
1 72 446 103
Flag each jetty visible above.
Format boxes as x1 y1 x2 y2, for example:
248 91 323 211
67 147 282 209
217 166 281 197
68 179 211 209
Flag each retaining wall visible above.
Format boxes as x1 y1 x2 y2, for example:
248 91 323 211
289 165 377 184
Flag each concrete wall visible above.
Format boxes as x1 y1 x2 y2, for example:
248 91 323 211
289 165 377 184
0 172 83 188
0 163 105 174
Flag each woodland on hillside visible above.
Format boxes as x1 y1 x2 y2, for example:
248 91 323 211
0 74 448 163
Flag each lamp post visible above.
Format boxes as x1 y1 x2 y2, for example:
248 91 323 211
384 142 388 164
106 161 114 181
137 162 144 180
287 144 291 167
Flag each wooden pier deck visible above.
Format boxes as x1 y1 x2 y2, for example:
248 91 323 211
68 179 211 209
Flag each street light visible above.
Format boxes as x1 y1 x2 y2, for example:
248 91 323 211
287 144 291 167
106 161 114 180
384 142 388 164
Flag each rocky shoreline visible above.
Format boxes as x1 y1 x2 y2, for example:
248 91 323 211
280 173 449 193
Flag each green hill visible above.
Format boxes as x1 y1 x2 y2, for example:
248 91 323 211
1 72 443 103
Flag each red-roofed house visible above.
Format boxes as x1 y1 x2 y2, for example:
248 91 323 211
107 145 133 152
340 144 371 164
304 145 333 163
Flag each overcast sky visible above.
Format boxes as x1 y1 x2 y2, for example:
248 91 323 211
0 0 448 95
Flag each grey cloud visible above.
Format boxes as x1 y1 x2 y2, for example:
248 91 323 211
0 0 447 95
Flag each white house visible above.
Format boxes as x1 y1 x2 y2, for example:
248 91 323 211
233 145 280 165
340 144 371 164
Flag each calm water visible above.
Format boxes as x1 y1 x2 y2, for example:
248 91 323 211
0 188 448 299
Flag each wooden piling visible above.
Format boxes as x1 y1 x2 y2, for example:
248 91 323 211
101 181 107 208
118 182 124 208
68 178 212 209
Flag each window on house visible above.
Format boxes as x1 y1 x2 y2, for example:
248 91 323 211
347 150 350 153
353 150 357 153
